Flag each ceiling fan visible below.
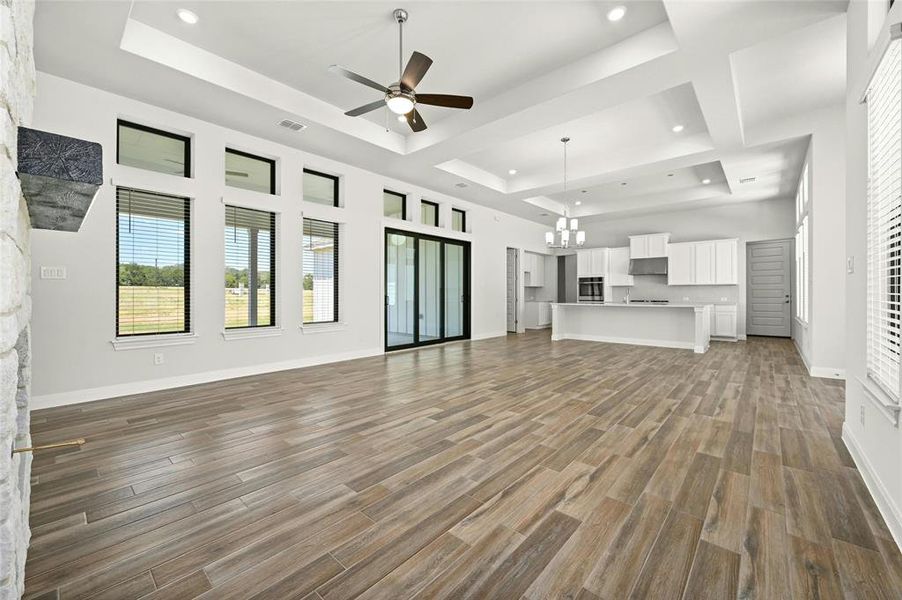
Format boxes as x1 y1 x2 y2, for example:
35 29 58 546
329 8 474 133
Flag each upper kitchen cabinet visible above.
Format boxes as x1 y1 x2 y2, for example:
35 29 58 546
668 238 738 285
577 248 609 277
629 233 670 258
523 251 546 287
608 247 633 286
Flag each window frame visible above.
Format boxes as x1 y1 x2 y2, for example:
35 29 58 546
794 161 810 325
302 168 340 207
116 119 191 178
224 205 278 330
225 147 277 195
302 218 340 325
421 199 439 227
115 187 192 338
384 189 407 220
452 208 466 233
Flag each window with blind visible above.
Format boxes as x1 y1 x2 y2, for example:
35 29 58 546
116 188 190 336
384 190 406 220
866 37 902 401
224 206 276 328
303 169 339 207
303 218 339 323
452 208 466 233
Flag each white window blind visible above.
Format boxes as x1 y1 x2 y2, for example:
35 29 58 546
303 218 339 323
224 206 276 329
866 37 902 401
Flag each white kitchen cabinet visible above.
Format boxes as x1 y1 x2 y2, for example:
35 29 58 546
667 242 695 286
577 248 608 277
608 246 633 286
524 301 552 329
711 304 738 338
667 238 738 286
714 239 738 284
629 233 670 259
523 251 545 287
694 241 715 285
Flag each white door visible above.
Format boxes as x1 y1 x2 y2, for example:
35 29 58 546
506 248 518 332
746 239 791 337
694 241 715 285
668 242 694 285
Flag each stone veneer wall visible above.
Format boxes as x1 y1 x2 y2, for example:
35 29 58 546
0 1 35 599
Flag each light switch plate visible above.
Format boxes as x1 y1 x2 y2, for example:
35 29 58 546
847 256 854 274
40 266 67 280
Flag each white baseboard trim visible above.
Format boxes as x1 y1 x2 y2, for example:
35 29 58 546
842 423 902 552
810 366 847 380
471 331 508 341
552 333 695 352
31 346 384 410
793 337 812 374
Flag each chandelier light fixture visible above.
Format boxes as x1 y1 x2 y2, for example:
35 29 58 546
546 137 586 249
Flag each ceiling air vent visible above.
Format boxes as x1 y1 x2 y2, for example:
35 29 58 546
277 119 307 132
739 176 757 184
455 182 468 188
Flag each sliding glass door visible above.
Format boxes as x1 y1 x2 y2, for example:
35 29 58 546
385 229 470 350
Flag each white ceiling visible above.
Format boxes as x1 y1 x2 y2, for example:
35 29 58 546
32 0 848 225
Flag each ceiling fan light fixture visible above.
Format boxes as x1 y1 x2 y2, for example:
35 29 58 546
386 95 415 115
607 5 627 22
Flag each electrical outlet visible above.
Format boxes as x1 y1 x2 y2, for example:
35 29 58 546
153 352 164 366
682 296 689 302
860 404 866 427
40 266 67 280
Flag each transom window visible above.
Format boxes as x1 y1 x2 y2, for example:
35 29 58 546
452 208 466 233
225 148 276 194
303 169 340 207
384 190 406 220
117 120 190 177
421 200 439 226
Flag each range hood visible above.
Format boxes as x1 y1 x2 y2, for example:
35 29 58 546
629 257 668 276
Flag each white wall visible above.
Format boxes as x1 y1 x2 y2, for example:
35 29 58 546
843 0 902 550
29 73 551 407
574 198 796 339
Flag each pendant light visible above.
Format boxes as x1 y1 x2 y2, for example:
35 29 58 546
545 137 586 248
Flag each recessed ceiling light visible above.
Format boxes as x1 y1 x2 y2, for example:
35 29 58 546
177 8 199 24
702 178 711 185
607 5 627 21
508 169 517 175
672 124 684 133
575 200 582 206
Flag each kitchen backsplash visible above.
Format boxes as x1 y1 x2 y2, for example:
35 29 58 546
609 275 738 305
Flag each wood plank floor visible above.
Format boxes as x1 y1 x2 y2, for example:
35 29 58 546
24 332 902 599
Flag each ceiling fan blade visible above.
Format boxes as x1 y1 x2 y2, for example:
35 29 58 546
329 65 390 94
345 100 386 117
416 94 474 110
400 51 433 90
405 108 427 133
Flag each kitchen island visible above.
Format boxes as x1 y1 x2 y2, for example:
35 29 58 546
551 302 712 354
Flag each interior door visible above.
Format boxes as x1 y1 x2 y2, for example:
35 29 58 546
746 239 792 337
506 248 518 332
